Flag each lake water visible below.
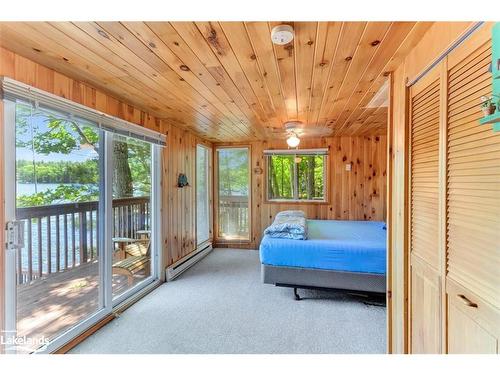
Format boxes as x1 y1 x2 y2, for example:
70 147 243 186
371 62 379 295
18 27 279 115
17 183 77 196
15 183 148 282
15 183 97 280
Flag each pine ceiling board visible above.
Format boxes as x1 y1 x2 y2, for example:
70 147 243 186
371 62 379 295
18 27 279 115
324 22 392 130
333 22 415 134
316 22 367 128
49 22 210 130
340 74 389 135
72 22 237 140
347 107 379 135
96 22 252 139
144 21 263 135
194 21 270 125
120 21 251 138
307 22 343 127
244 21 288 127
338 22 433 136
70 22 229 137
0 21 434 141
294 22 318 124
219 21 280 128
0 23 200 132
170 21 265 139
269 21 298 120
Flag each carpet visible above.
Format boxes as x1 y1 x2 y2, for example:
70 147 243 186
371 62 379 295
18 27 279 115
70 249 386 354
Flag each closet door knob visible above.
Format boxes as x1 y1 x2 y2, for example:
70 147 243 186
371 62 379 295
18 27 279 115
457 294 478 308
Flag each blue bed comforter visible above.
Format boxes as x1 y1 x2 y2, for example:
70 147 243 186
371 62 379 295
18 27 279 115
260 220 386 274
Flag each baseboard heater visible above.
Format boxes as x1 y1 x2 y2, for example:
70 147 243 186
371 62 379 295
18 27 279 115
166 243 213 281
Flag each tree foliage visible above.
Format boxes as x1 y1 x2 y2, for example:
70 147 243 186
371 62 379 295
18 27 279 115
17 160 99 184
15 102 151 207
218 149 249 197
268 154 324 200
17 185 99 208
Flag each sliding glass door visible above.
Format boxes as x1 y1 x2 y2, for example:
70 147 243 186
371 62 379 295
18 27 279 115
3 95 162 353
3 100 107 353
111 135 155 300
216 147 250 242
196 145 210 245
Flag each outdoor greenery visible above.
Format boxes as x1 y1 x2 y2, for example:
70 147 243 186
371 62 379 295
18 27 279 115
218 148 249 197
15 102 151 208
268 154 325 200
17 159 99 184
17 185 99 207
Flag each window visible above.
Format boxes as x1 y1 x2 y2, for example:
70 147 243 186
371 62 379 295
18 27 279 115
196 145 210 245
266 149 327 202
216 147 250 241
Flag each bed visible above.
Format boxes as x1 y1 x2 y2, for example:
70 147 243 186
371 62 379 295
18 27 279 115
259 219 387 299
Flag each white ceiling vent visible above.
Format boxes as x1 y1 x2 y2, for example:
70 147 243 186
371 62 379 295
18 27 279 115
365 80 389 109
271 25 294 45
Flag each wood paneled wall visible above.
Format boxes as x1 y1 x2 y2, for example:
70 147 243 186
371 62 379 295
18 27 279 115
0 46 212 277
161 124 213 267
216 135 387 248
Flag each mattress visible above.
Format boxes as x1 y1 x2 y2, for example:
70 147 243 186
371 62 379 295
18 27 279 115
259 220 387 274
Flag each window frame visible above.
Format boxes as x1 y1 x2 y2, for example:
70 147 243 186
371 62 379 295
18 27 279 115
214 145 252 244
264 149 329 204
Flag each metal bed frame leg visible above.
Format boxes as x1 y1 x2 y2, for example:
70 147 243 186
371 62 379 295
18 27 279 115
293 287 301 301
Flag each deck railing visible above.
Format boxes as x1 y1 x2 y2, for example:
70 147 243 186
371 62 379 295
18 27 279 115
16 196 150 285
218 195 249 240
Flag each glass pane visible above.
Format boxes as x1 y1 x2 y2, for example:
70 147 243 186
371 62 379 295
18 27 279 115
217 148 250 241
297 155 325 200
15 100 102 352
196 145 210 245
267 155 295 200
111 135 152 299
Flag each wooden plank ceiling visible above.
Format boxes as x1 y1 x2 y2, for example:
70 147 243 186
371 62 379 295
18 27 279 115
0 22 432 142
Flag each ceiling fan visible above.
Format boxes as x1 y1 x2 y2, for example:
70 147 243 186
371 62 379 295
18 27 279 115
269 121 332 145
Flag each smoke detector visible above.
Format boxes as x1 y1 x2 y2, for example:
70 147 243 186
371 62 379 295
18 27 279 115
271 25 294 45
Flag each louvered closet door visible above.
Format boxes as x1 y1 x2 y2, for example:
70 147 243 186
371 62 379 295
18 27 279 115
409 66 443 354
447 42 500 309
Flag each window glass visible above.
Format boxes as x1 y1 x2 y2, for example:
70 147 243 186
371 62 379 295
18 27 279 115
217 148 250 241
196 145 210 245
267 153 326 201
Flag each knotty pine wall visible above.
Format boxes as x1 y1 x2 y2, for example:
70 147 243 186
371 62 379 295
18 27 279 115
162 124 213 266
0 46 212 274
216 135 387 248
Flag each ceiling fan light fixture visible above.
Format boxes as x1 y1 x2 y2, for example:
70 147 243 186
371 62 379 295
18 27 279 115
286 133 300 148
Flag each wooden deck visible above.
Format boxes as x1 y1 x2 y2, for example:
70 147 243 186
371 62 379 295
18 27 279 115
17 260 149 352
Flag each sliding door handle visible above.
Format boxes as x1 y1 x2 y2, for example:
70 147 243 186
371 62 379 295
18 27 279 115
457 294 478 308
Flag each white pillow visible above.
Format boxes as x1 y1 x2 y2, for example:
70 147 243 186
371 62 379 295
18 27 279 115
275 210 305 218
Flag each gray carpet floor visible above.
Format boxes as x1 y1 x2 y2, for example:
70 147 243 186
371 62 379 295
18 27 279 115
71 249 386 354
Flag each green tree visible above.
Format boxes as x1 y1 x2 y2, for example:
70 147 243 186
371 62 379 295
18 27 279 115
15 103 151 207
